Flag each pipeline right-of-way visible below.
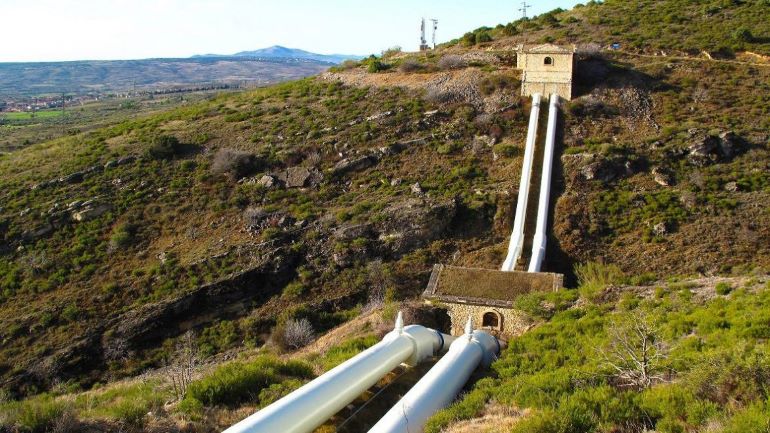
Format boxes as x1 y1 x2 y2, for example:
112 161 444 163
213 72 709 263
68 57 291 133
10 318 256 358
224 312 453 433
528 93 559 273
501 93 542 272
367 318 500 433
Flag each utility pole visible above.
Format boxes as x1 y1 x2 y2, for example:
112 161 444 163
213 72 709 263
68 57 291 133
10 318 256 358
430 19 438 49
519 1 531 19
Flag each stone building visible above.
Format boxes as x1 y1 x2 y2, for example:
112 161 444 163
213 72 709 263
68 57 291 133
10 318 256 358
517 43 575 100
422 265 564 340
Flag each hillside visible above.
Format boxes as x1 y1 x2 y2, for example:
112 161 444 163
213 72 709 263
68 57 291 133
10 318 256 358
0 57 330 97
0 0 769 432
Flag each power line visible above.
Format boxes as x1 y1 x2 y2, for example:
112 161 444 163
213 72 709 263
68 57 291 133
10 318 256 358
519 1 531 19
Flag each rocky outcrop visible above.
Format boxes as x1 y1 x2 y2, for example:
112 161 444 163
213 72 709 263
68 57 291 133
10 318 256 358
103 248 297 353
376 198 458 255
333 155 378 175
72 203 112 222
687 130 743 166
652 166 675 186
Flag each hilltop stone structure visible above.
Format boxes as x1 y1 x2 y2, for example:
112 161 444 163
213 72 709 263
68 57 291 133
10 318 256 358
517 44 575 100
422 265 563 340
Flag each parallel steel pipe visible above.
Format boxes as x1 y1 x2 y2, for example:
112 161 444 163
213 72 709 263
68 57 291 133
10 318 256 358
223 313 452 433
528 93 560 272
502 93 542 271
368 318 500 433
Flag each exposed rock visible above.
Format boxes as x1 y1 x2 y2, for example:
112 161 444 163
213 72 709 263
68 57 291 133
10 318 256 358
718 131 741 158
377 198 457 255
22 223 54 241
334 223 374 241
653 222 668 236
257 174 281 188
277 167 322 188
116 155 137 166
72 203 112 222
104 160 118 169
391 178 402 186
103 250 297 356
687 130 743 166
581 156 642 183
332 155 378 175
59 172 84 184
411 182 424 195
724 181 739 192
366 111 393 121
651 166 674 186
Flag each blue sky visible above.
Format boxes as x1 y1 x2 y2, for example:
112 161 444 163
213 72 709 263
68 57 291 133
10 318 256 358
0 0 583 62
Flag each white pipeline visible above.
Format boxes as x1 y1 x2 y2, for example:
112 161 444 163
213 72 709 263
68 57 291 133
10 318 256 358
223 313 453 433
368 319 500 433
527 94 560 272
501 93 542 271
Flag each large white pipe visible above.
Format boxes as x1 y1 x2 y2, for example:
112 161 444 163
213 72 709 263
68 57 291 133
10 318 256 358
528 94 559 273
501 93 542 271
368 319 500 433
224 313 453 433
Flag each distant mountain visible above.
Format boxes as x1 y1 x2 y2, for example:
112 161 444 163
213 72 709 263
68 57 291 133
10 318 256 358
194 45 362 64
0 57 331 97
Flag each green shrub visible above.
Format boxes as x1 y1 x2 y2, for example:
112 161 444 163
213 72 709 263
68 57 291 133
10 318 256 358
715 282 732 295
575 261 625 302
721 400 770 433
184 356 313 407
146 135 183 160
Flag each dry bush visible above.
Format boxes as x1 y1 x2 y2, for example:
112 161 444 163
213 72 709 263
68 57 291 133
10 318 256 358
399 59 424 73
166 331 199 401
243 206 268 230
305 151 322 168
599 310 671 390
211 148 258 179
437 55 467 70
283 318 315 350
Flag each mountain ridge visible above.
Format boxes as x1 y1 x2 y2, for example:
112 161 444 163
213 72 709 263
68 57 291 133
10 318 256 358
192 45 363 64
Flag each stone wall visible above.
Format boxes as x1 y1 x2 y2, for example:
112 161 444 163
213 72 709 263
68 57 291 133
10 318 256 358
519 49 574 100
521 81 573 100
441 302 534 341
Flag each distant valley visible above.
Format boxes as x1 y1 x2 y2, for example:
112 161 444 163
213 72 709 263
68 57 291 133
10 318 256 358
0 46 359 98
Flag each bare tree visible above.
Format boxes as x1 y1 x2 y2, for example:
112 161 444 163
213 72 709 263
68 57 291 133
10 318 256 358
599 310 671 390
166 331 199 401
363 260 391 313
691 86 709 104
283 318 315 350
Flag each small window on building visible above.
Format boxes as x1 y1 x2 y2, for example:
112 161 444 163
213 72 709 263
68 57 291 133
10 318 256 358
482 311 500 329
544 56 554 65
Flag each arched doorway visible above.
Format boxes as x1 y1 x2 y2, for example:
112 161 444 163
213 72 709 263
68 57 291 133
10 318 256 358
482 311 501 331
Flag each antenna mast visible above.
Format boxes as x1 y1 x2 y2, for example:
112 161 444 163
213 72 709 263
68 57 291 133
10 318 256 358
419 18 429 51
519 1 531 19
430 19 438 49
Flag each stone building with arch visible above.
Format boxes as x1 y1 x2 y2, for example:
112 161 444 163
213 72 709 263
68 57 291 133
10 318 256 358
422 265 563 340
517 43 576 100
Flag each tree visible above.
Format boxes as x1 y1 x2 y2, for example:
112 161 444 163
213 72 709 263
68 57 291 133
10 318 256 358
599 310 671 390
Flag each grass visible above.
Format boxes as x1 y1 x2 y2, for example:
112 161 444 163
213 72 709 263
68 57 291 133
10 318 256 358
426 281 770 433
183 356 314 408
2 110 65 120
